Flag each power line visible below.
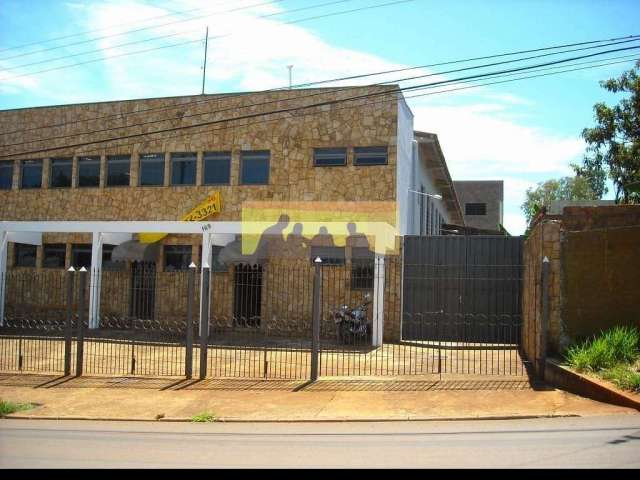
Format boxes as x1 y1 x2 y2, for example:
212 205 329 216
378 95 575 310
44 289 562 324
0 0 237 54
0 0 287 62
0 0 413 80
18 55 636 160
2 48 637 159
2 33 638 139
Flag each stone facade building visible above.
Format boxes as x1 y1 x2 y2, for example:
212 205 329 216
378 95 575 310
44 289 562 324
0 86 464 341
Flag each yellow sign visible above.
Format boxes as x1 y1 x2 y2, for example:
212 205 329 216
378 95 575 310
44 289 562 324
139 191 222 243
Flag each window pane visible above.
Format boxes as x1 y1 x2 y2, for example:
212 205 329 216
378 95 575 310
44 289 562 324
43 244 66 268
71 244 92 269
102 245 125 271
241 151 269 185
0 161 13 189
314 148 346 166
78 156 100 187
310 246 345 266
164 245 192 271
354 146 388 165
21 159 42 189
171 152 196 186
50 157 72 188
14 243 37 267
465 203 487 215
140 153 165 186
107 155 130 186
203 152 231 185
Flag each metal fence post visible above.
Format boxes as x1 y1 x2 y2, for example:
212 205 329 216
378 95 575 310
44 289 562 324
75 267 87 377
199 266 210 380
185 263 196 379
538 256 550 379
64 267 75 376
310 257 322 382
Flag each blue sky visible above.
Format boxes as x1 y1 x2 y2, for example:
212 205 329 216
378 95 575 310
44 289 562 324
1 0 639 234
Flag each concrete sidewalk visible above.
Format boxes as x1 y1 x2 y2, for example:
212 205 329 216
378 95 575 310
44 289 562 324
0 374 637 422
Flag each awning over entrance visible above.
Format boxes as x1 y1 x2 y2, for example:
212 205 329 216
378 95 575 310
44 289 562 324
111 240 161 263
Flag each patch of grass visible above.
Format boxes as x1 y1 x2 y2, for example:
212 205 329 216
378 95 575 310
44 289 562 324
191 411 217 423
601 364 640 393
0 400 35 417
565 326 639 372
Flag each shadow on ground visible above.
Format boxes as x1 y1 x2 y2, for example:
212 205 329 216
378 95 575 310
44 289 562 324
1 373 550 392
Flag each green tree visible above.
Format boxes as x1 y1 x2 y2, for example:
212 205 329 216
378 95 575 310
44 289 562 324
521 176 598 225
576 60 640 203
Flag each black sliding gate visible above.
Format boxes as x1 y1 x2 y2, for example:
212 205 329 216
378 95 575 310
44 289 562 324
402 235 526 376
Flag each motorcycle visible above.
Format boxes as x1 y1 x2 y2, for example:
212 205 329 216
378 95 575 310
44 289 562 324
332 293 372 344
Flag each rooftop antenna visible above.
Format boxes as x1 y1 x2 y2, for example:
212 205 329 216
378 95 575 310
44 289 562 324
201 26 209 95
287 65 293 89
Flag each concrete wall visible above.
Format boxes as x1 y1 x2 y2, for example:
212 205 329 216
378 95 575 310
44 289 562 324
453 180 503 231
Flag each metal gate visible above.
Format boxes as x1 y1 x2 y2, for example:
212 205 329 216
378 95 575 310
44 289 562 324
402 235 527 376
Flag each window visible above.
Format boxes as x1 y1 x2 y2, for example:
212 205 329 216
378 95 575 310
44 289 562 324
78 156 100 187
139 153 165 186
50 158 72 188
310 246 345 266
203 152 231 185
21 159 42 189
313 148 346 167
14 243 37 267
240 150 269 185
43 244 66 268
71 244 92 269
465 203 487 216
350 247 374 290
102 245 125 271
198 245 226 272
106 155 130 186
171 152 196 186
164 245 192 271
0 161 13 190
353 146 387 165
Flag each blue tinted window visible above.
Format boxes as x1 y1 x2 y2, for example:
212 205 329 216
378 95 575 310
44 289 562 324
78 156 100 187
240 151 269 185
203 152 231 185
140 153 165 186
50 157 72 188
354 146 388 165
171 152 196 186
0 161 13 189
21 160 42 189
107 155 130 186
314 148 346 166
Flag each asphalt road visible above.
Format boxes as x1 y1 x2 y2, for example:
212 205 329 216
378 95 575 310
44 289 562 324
1 415 640 468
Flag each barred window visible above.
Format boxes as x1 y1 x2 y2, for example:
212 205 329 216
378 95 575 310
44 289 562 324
313 148 346 166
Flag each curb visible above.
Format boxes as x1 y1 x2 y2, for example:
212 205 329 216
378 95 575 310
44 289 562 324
545 360 640 411
2 413 581 423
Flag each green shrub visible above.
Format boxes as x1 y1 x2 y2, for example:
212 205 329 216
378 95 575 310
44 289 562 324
0 400 35 417
191 411 217 423
601 364 640 393
565 326 639 372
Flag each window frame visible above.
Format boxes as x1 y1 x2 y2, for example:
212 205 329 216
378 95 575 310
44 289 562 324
20 159 43 189
313 147 347 167
0 160 14 190
240 150 270 185
139 153 166 187
106 155 131 187
77 156 101 188
42 243 66 269
203 151 231 185
170 152 196 186
353 146 388 166
49 157 73 188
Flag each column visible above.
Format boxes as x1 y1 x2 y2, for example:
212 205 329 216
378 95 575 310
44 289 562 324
0 230 7 326
88 232 104 329
372 253 385 347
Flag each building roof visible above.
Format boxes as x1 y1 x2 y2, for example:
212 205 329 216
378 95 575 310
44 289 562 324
413 131 464 225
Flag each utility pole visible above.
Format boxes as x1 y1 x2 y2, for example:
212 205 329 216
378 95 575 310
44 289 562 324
201 26 209 95
287 65 293 89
